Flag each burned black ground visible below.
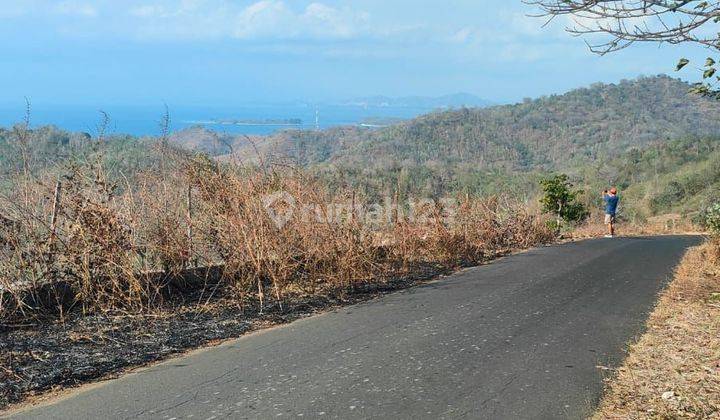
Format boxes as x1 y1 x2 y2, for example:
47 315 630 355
0 262 450 410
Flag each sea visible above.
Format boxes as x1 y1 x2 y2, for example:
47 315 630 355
0 102 437 137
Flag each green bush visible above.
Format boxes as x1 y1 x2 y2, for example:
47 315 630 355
703 202 720 235
539 174 589 224
545 219 562 233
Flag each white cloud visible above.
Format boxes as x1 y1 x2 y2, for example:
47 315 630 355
55 1 98 17
450 27 473 44
234 1 297 39
0 0 592 66
122 0 375 41
129 5 166 18
440 9 593 64
231 0 372 40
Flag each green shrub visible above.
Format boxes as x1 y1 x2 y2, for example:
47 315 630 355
703 202 720 235
545 219 562 233
539 174 589 224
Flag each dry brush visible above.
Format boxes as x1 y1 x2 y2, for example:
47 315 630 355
0 145 556 326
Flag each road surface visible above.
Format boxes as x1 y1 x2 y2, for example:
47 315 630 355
6 235 700 420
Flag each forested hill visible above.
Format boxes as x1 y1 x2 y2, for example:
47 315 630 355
2 75 720 217
223 75 720 172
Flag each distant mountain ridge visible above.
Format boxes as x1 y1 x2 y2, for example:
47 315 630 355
4 75 720 213
170 75 720 198
220 75 720 172
341 93 494 109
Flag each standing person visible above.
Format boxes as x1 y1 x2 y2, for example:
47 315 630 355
602 188 619 238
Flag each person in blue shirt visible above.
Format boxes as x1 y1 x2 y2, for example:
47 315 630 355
602 188 619 238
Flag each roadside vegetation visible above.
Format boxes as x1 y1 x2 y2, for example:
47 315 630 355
0 139 554 325
593 204 720 419
0 123 555 409
595 237 720 418
1 75 719 410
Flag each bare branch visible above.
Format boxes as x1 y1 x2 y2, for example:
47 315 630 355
525 0 720 53
525 0 720 95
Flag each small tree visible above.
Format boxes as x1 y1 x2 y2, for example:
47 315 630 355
704 202 720 236
539 174 588 228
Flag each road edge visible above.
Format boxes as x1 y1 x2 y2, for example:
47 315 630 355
593 237 720 418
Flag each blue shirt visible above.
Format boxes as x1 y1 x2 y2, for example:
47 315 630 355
604 194 619 215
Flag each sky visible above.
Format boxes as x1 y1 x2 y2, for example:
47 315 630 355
0 0 713 107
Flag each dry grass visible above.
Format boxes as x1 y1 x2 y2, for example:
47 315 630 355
594 239 720 419
388 195 554 266
0 147 556 326
570 212 700 240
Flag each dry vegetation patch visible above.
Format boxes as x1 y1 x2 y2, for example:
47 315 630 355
595 239 720 419
0 146 556 409
569 212 700 240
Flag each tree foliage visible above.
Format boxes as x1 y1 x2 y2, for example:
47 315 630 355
226 76 720 182
539 174 589 223
0 125 168 194
702 202 720 235
3 76 720 221
526 0 720 96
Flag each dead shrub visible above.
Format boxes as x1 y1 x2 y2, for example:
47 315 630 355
0 146 555 325
389 195 555 267
185 157 381 303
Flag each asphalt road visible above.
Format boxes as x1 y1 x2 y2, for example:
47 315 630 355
7 235 700 420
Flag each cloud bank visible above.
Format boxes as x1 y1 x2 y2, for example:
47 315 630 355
0 0 595 64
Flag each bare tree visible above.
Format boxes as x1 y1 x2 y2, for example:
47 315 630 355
96 110 110 144
12 97 32 180
159 103 171 147
526 0 720 96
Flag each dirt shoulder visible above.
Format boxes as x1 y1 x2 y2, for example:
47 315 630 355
594 239 720 419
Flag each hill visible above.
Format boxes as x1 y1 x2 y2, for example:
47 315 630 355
229 75 720 173
183 75 716 201
0 125 165 193
3 75 720 220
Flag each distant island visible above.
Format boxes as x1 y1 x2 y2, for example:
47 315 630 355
211 118 303 126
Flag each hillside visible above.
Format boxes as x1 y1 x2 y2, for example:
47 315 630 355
218 75 720 173
610 137 720 220
172 75 714 201
3 75 720 219
548 136 720 222
0 125 165 193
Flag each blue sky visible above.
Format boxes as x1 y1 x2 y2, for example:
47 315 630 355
0 0 712 106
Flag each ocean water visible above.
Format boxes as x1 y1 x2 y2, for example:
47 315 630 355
0 103 435 137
